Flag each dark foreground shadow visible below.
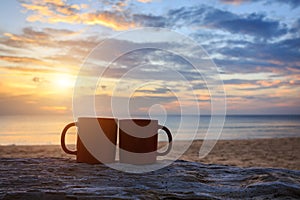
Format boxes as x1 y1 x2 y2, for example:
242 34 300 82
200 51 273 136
0 158 300 199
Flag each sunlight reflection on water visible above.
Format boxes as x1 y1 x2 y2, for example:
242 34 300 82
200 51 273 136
0 115 299 145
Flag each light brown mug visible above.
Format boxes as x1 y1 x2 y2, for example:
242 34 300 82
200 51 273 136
119 119 172 165
61 117 117 164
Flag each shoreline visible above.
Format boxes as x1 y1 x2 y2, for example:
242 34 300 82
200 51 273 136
0 137 299 170
1 136 300 146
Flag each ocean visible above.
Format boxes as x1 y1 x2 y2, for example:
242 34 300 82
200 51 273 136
0 115 299 145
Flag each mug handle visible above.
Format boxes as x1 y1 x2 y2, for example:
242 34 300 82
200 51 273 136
157 125 173 156
61 122 77 155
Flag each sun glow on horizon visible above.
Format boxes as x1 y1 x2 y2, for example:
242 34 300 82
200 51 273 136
54 74 75 89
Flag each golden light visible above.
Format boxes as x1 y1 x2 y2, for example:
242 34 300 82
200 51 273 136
54 74 74 88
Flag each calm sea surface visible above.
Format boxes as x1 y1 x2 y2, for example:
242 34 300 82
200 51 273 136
0 115 299 145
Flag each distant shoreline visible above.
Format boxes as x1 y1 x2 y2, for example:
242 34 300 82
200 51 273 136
1 136 300 146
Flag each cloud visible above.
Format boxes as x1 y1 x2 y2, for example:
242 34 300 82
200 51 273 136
84 43 215 85
74 94 180 117
165 5 289 39
136 87 173 94
291 18 300 33
224 79 289 91
275 0 300 7
1 27 85 50
225 94 300 115
219 0 252 4
219 0 300 7
137 0 153 3
0 93 72 115
21 0 81 18
1 66 55 74
3 32 39 44
20 1 292 35
205 12 287 38
0 55 50 66
223 79 257 85
0 1 298 116
217 37 300 73
21 0 136 30
133 14 168 27
167 6 205 27
81 11 135 30
1 27 100 72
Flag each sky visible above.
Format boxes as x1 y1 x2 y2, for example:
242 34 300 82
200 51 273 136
0 0 299 116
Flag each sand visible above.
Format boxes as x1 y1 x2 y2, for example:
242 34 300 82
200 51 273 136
1 137 300 199
0 137 299 170
181 137 300 170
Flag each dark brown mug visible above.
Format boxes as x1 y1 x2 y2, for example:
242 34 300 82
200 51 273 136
119 119 172 165
61 117 117 164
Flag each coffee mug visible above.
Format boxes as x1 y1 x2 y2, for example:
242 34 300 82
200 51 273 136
119 119 172 165
61 117 117 164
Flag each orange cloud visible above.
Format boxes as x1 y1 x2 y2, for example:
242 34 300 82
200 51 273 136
256 80 281 87
3 30 52 47
22 2 80 24
287 67 300 73
198 95 210 101
43 0 65 6
81 12 135 31
219 0 250 5
4 33 36 43
40 106 68 113
137 0 153 3
21 0 136 31
1 66 55 73
2 27 88 51
0 55 50 66
22 3 54 16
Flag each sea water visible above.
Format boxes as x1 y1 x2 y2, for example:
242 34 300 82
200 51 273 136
0 115 299 145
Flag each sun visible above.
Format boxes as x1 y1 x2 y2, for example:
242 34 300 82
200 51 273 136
54 74 74 88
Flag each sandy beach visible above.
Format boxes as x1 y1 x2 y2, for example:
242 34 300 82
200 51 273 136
1 137 300 199
1 137 299 170
182 137 300 170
